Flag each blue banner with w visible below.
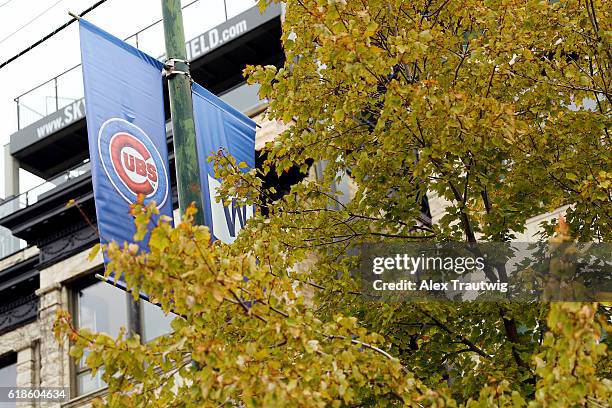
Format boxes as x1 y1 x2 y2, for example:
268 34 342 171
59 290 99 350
79 19 173 270
192 82 256 243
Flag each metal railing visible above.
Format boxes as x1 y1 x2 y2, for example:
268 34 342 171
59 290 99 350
0 159 91 220
13 0 257 130
0 159 91 259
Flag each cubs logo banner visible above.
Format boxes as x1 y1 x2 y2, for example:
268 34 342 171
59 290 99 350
79 19 172 273
192 82 256 244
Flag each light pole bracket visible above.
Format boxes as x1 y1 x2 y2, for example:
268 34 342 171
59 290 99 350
163 58 191 80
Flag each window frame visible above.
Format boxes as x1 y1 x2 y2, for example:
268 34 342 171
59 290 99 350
70 274 135 396
0 351 17 405
69 273 174 397
0 351 17 368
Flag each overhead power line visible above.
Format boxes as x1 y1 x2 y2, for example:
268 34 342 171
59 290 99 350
0 0 110 71
0 0 66 46
0 0 17 9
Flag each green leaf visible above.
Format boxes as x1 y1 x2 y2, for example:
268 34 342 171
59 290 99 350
89 243 101 262
565 172 578 181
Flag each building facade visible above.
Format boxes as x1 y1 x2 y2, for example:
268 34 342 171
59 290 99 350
0 2 287 406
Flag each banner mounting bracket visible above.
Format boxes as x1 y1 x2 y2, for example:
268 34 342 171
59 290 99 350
163 58 192 80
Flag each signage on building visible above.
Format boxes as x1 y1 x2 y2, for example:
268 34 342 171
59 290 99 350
10 99 86 155
183 5 281 61
185 20 248 61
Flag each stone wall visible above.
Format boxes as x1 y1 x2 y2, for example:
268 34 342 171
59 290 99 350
0 247 103 407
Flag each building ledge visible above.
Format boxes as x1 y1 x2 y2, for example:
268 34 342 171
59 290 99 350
0 292 38 336
62 387 108 408
0 246 38 269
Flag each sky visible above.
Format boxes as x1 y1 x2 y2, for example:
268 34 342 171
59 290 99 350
0 0 255 198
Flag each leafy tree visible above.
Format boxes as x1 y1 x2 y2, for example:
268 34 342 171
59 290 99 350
54 205 611 407
55 0 611 406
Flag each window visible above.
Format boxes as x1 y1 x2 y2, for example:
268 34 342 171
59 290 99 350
75 280 128 395
256 151 312 216
0 353 17 408
73 278 175 396
142 299 174 343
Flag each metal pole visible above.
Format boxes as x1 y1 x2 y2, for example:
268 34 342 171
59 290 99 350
55 78 59 111
15 98 20 130
160 0 205 224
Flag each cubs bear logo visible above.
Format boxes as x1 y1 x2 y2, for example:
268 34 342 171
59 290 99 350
98 118 168 208
110 133 158 196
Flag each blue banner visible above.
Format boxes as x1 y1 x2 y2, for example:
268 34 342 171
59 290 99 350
79 19 173 267
192 82 256 243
